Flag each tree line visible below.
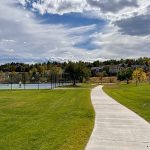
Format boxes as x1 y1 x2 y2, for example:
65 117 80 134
0 57 150 85
0 57 150 72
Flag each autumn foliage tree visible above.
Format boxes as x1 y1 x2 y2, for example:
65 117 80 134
132 68 147 86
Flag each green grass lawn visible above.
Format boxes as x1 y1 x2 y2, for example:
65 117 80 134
0 89 94 150
103 83 150 123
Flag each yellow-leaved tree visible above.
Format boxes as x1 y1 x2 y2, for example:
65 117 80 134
132 68 147 86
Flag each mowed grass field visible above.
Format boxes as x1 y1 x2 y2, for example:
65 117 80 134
103 83 150 123
0 89 94 150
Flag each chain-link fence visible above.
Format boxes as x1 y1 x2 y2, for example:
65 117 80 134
0 72 72 90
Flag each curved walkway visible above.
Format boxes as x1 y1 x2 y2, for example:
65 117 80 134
86 85 150 150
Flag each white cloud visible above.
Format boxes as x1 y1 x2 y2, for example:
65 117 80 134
0 0 150 63
88 24 150 59
0 0 99 63
20 0 150 21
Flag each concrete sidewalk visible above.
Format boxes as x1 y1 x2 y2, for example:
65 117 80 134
86 86 150 150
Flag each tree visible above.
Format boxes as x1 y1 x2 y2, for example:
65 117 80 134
65 62 90 85
125 68 133 84
132 68 147 86
37 65 45 75
51 66 63 75
77 62 91 83
117 68 132 84
147 60 150 83
93 61 100 67
147 72 150 84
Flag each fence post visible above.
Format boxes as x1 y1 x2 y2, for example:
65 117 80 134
50 74 52 89
10 74 12 90
23 72 26 90
64 73 66 86
38 73 40 90
62 74 63 86
55 74 57 88
52 74 54 89
58 75 60 86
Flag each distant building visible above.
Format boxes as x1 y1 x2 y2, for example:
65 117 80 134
109 66 119 74
91 63 150 77
91 67 103 76
131 65 149 71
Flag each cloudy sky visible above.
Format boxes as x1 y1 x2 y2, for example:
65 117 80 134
0 0 150 63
